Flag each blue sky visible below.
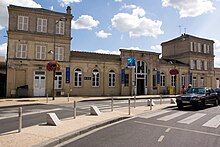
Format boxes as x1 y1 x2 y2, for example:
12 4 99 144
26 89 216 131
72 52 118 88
1 0 220 66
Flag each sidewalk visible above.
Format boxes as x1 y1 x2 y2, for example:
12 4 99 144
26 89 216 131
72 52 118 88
0 95 177 108
0 103 175 147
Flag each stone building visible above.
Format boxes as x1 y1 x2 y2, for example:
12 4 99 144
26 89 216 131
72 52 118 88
6 5 220 97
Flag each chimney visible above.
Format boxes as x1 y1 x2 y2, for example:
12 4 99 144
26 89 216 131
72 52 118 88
66 6 71 14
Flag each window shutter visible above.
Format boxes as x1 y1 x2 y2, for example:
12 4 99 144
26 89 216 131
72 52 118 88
41 46 46 59
18 16 23 30
204 44 206 53
190 42 193 51
37 18 42 32
23 17 28 31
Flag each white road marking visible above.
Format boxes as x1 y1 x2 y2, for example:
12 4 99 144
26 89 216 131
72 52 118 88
157 111 187 121
139 110 170 119
134 121 220 137
178 113 206 124
0 108 62 120
165 128 171 133
202 115 220 128
158 135 165 142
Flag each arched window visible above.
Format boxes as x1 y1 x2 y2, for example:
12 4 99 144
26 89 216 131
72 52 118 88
160 72 165 87
109 70 115 87
92 69 99 87
74 68 82 87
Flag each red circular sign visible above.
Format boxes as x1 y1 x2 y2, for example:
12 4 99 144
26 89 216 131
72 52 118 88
169 69 179 75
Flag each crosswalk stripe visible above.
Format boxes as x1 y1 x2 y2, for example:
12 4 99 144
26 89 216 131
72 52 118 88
139 110 170 119
178 113 206 124
157 111 187 121
202 115 220 128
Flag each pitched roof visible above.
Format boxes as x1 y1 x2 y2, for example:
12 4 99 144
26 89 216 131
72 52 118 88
70 51 121 62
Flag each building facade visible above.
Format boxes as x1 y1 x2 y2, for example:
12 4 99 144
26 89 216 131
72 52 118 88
6 5 220 97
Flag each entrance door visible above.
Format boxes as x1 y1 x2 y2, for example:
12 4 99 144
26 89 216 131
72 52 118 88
137 79 145 95
34 71 45 96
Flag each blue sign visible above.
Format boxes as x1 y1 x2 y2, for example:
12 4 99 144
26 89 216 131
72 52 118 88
127 57 136 67
121 69 125 84
156 70 160 84
66 67 70 83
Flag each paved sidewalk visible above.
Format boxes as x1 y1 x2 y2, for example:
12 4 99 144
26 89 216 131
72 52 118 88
0 103 175 147
0 95 177 108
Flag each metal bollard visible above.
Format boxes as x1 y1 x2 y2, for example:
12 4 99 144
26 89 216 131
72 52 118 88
73 101 76 119
111 97 114 111
68 93 70 102
160 95 162 105
150 97 152 110
18 107 22 132
46 94 48 103
128 97 131 115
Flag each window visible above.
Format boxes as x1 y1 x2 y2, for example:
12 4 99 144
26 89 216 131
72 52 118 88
109 70 115 87
125 74 129 87
55 47 64 61
207 45 210 53
18 16 28 31
193 77 197 87
36 45 46 60
196 60 201 70
160 73 165 87
55 72 62 89
190 60 196 69
190 42 193 51
56 21 65 35
74 68 82 87
92 69 99 87
198 43 201 52
181 74 186 87
171 75 176 87
193 42 197 52
200 77 204 87
16 44 27 58
203 44 207 53
37 18 47 33
216 78 219 88
204 61 208 70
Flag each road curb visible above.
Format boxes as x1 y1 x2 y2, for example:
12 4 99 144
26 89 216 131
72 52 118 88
35 116 130 147
0 103 44 109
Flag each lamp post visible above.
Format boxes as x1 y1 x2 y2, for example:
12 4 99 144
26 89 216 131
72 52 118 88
48 17 67 100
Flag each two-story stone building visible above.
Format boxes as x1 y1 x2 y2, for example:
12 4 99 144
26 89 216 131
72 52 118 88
6 5 220 97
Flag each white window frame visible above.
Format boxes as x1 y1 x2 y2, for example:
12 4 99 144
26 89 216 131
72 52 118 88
109 70 115 87
193 77 197 87
37 18 47 33
200 77 204 87
181 74 186 87
193 42 197 52
171 75 176 87
55 72 62 89
92 69 100 87
198 43 201 52
18 16 28 31
203 44 207 53
197 60 201 70
204 61 208 70
74 68 82 87
16 44 27 58
55 47 64 61
56 21 65 35
207 45 210 53
160 73 165 87
36 45 46 60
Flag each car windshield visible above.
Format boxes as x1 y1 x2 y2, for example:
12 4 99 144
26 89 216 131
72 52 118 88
186 88 205 94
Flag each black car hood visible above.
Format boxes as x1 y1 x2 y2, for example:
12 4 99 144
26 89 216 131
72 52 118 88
181 93 205 97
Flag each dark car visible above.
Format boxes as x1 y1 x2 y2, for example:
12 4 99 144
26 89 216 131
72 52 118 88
214 88 220 104
176 87 219 109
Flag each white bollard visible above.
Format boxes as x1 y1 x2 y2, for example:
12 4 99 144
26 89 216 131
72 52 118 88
73 101 76 119
18 107 22 132
111 97 113 111
128 97 131 115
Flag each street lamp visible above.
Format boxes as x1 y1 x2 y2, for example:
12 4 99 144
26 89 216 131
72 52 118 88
48 17 67 100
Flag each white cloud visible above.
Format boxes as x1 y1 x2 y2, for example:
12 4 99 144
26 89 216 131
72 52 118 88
115 0 122 2
72 15 99 30
94 49 120 55
111 7 164 38
59 0 82 7
162 0 215 18
96 30 112 39
0 0 41 30
121 4 137 10
50 6 54 10
0 43 7 57
150 45 162 53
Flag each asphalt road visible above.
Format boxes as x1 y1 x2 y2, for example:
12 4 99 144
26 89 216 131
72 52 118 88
62 105 220 147
0 99 168 134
